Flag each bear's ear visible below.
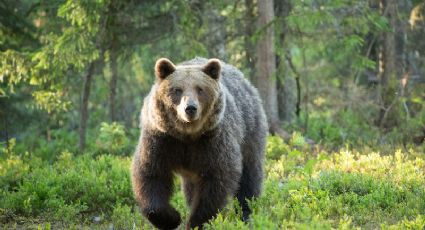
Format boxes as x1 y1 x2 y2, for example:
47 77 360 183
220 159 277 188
155 58 176 80
202 59 221 80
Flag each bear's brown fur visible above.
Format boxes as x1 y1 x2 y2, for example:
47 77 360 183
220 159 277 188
131 57 267 229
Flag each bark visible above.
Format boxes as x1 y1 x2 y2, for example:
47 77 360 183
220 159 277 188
272 0 314 145
275 0 297 123
79 61 96 152
109 41 118 122
255 0 283 136
378 0 396 87
377 0 403 128
244 0 256 80
277 60 296 122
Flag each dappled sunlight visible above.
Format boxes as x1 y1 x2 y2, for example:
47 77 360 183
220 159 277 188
1 0 425 229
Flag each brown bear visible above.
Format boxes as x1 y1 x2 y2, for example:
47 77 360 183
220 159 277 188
131 57 267 229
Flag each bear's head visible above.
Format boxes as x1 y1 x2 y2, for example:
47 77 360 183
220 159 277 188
150 58 225 137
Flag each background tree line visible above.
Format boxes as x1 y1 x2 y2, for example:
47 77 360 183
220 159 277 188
1 0 425 153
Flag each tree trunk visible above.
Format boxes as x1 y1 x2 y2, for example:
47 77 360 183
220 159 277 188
277 62 296 122
255 0 285 137
282 52 301 121
109 42 118 122
274 0 297 123
378 0 397 86
244 0 256 80
377 0 401 128
79 61 96 152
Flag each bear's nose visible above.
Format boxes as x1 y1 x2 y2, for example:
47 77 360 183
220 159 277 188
185 105 197 116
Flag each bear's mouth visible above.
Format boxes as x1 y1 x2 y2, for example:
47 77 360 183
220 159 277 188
181 114 199 123
175 114 207 136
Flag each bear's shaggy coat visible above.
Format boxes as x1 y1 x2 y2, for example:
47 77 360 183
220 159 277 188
131 57 267 229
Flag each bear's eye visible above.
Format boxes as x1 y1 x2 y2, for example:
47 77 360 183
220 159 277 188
196 86 203 94
172 88 183 96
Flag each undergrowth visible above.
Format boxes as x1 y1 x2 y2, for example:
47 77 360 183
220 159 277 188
0 135 424 229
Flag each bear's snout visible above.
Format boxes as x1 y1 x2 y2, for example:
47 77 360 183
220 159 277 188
177 97 200 123
185 104 198 117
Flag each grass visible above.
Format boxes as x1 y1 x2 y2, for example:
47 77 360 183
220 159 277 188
1 136 424 229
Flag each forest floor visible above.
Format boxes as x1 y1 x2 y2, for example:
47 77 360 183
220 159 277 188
1 136 424 229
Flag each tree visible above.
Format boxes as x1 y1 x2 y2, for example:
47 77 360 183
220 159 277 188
376 0 408 128
274 0 298 123
255 0 285 136
79 61 99 151
244 0 256 80
75 0 177 150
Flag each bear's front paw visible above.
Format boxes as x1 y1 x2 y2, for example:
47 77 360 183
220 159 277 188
146 207 181 230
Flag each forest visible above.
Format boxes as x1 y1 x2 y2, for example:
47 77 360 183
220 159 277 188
1 0 425 229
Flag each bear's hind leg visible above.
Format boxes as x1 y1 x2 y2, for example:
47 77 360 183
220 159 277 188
236 159 263 221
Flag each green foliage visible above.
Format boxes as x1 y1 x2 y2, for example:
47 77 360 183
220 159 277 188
2 0 424 154
258 146 425 229
0 152 132 223
111 203 142 230
96 122 129 155
381 215 425 230
0 0 106 115
266 135 290 160
32 91 71 113
1 138 425 228
0 137 16 158
304 109 380 147
289 131 308 148
0 143 28 191
13 128 78 162
0 50 32 96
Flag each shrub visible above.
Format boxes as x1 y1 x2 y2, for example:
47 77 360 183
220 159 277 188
96 122 130 155
0 151 133 223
